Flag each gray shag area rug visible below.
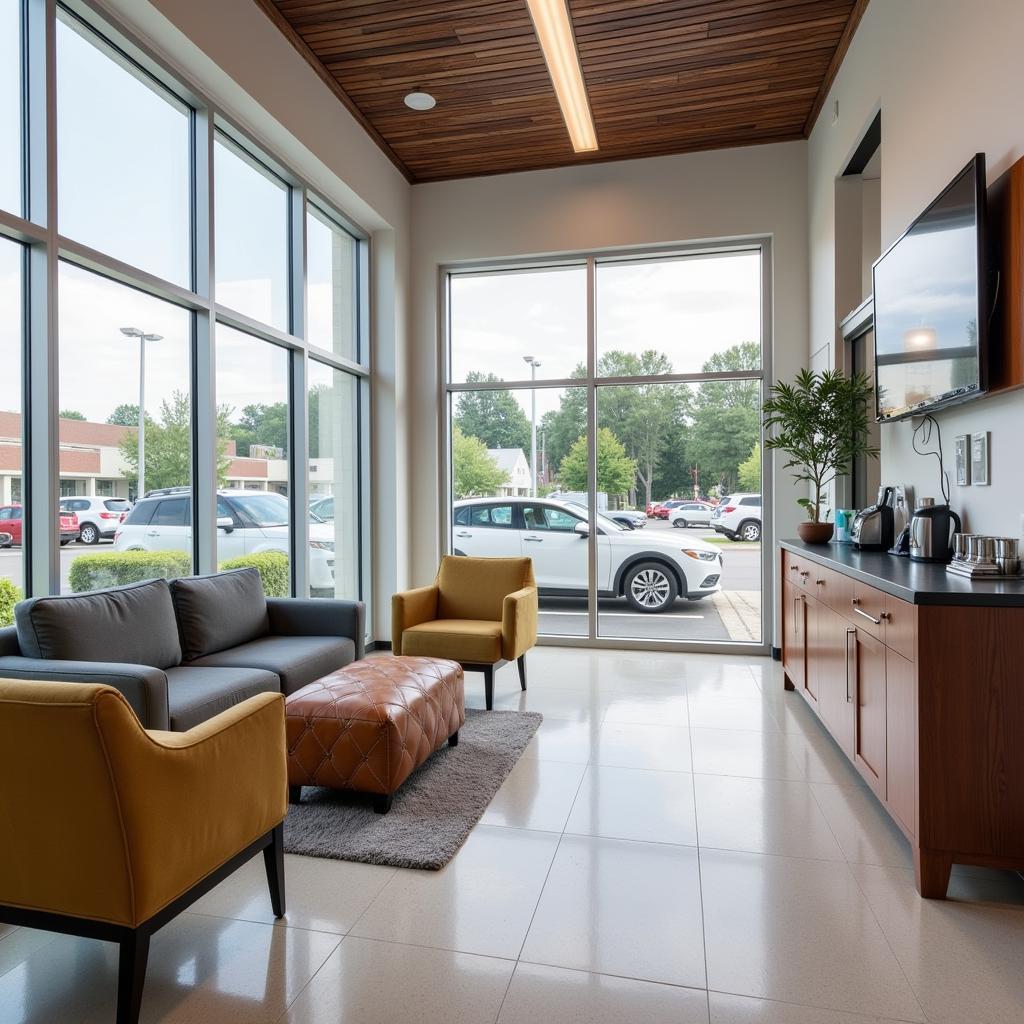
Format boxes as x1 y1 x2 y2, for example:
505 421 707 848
283 708 542 870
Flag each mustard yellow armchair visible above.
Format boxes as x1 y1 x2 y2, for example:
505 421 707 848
0 679 288 1024
393 555 538 709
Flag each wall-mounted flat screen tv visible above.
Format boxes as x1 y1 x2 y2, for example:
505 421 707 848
872 154 988 421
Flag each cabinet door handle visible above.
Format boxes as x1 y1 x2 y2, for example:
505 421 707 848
815 579 826 587
800 571 810 581
851 600 882 625
845 627 856 703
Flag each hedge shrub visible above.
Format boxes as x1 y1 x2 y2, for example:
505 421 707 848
218 550 290 598
0 577 23 627
68 550 192 593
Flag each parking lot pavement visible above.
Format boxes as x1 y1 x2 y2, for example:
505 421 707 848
539 595 733 641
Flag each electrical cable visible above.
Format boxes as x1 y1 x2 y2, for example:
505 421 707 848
912 413 950 505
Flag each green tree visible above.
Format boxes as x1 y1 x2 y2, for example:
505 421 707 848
688 342 761 494
107 404 140 427
454 372 532 453
120 390 234 491
230 402 289 457
558 427 636 497
738 442 761 491
596 351 688 508
452 425 508 498
59 409 86 421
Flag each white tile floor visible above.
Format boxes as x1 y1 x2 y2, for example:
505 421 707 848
3 646 1024 1023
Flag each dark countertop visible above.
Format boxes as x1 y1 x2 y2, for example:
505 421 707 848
780 539 1024 607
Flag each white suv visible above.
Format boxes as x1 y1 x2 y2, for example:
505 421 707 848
452 497 723 612
711 493 762 542
114 489 336 590
59 496 132 545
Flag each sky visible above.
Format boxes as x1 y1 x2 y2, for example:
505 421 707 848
450 251 761 421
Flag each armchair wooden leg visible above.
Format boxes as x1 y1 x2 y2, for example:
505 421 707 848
117 928 150 1024
483 665 494 710
263 824 286 919
288 785 302 804
517 655 527 691
448 730 459 746
373 793 393 814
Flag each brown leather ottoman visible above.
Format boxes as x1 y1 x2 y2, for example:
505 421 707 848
285 656 465 813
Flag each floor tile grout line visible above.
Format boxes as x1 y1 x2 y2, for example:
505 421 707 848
685 663 713 1019
273 932 345 1023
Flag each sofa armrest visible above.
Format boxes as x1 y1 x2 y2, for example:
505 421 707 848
95 690 287 924
0 656 169 729
502 587 539 661
265 597 365 659
391 585 440 654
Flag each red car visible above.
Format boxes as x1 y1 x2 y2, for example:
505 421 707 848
646 503 662 517
0 504 80 545
654 499 687 520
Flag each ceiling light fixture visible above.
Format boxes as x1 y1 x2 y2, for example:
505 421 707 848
526 0 597 153
404 89 436 111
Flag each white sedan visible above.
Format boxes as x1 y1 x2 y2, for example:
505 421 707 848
668 501 717 528
452 497 723 612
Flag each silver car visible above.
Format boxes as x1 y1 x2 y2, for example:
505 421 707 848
669 501 716 528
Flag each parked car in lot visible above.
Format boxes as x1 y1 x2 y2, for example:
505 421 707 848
668 501 717 528
114 489 337 589
59 496 132 545
610 509 647 530
711 493 762 542
0 504 79 545
453 496 723 612
646 502 661 517
309 494 334 522
568 501 645 531
653 499 688 520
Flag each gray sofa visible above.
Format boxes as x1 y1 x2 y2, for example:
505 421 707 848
0 568 364 730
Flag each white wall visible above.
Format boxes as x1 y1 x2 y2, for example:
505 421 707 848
808 0 1024 535
96 0 414 638
411 141 811 646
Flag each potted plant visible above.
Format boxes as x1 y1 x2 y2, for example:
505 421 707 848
762 368 879 544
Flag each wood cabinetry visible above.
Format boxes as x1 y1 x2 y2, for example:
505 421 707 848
780 544 1024 899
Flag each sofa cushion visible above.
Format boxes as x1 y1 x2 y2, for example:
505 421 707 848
170 569 269 661
189 635 356 696
165 665 280 731
14 578 182 669
401 619 503 664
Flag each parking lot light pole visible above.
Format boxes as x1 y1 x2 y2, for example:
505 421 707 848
523 355 541 496
120 327 163 500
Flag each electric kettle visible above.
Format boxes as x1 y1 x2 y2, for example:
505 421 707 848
909 499 962 563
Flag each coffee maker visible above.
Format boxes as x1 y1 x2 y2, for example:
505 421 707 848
852 486 896 551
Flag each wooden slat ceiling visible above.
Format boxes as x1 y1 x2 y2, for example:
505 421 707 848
256 0 869 183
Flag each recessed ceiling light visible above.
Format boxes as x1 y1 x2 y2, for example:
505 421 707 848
526 0 597 152
404 90 436 111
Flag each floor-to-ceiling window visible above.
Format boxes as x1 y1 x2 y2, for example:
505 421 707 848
444 245 769 650
0 0 371 629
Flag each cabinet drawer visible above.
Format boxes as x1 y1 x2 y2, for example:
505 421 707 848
783 550 812 591
884 595 917 662
850 581 887 639
808 563 855 616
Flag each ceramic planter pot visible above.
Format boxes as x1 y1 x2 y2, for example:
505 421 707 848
798 521 835 545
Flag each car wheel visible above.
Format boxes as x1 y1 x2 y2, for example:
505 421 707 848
739 520 761 542
672 518 688 529
79 523 100 545
624 562 679 613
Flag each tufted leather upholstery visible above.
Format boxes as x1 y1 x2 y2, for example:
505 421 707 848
285 656 465 798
